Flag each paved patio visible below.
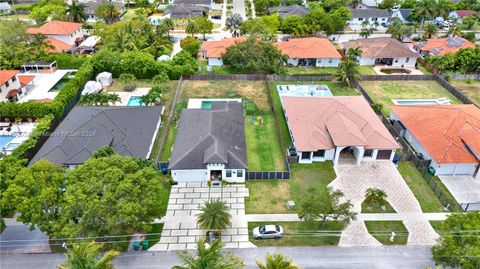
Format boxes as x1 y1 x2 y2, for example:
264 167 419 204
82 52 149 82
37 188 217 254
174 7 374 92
439 175 480 204
329 161 438 246
148 182 255 251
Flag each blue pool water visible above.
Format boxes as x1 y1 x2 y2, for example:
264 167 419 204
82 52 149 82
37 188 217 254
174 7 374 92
394 100 438 105
127 96 145 106
0 135 15 149
277 84 333 97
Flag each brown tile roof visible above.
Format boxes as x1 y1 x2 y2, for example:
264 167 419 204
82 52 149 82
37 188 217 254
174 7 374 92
5 89 19 98
453 10 478 18
414 37 475 56
18 75 35 86
341 37 419 58
27 21 82 35
200 37 247 58
274 37 342 59
0 70 19 85
392 105 480 164
44 38 73 53
282 96 399 151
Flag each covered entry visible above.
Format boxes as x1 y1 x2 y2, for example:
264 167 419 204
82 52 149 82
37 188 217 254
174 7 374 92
377 150 393 160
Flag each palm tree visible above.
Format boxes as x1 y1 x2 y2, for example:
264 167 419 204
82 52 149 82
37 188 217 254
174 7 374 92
185 20 199 37
414 0 436 35
158 18 174 38
28 33 54 55
423 22 438 38
365 188 387 205
334 57 361 87
58 242 119 269
196 199 231 232
66 0 86 23
174 238 244 269
95 3 120 24
346 47 362 61
256 253 300 269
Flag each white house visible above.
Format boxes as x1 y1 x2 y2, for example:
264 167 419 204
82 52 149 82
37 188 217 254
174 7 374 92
391 105 480 179
391 8 412 23
0 70 22 102
448 10 478 24
341 37 419 67
281 96 399 166
27 21 83 47
200 37 246 66
347 8 390 26
168 101 247 183
83 1 125 22
274 37 342 67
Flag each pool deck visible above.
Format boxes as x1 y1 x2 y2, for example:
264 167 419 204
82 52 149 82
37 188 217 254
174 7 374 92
115 88 150 106
277 84 333 97
18 69 77 103
0 122 36 155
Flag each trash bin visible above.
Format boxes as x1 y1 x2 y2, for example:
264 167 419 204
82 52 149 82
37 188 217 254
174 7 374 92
161 167 168 175
428 167 436 175
133 241 140 251
141 240 149 250
392 155 399 164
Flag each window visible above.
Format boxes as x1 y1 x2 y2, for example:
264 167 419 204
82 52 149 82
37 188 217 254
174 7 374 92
395 59 399 63
364 149 373 157
226 170 232 177
301 152 311 160
237 170 243 177
328 59 333 63
406 57 410 63
359 18 364 21
5 81 9 87
372 17 378 21
11 76 16 82
313 150 325 158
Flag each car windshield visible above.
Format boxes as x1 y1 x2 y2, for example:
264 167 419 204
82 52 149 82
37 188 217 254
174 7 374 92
275 225 280 232
259 226 266 233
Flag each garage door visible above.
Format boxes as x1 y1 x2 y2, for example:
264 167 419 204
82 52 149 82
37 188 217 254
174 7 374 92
377 150 392 160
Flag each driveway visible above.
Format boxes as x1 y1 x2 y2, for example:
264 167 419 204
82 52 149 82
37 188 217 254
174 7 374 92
232 0 246 19
329 161 438 246
439 175 480 205
149 182 255 251
0 217 51 254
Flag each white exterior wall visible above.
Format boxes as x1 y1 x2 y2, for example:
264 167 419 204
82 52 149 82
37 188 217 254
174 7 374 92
392 57 417 67
224 168 245 183
207 57 223 66
0 76 21 101
298 149 335 164
47 27 83 45
287 58 299 66
430 160 477 176
316 58 340 67
171 169 208 182
347 16 388 25
359 57 375 65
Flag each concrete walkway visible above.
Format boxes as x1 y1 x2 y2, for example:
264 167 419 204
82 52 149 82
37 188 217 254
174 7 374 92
245 213 449 222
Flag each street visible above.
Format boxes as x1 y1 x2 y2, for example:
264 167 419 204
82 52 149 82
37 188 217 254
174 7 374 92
0 246 436 269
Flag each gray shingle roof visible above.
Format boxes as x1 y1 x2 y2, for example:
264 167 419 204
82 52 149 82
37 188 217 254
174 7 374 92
169 102 247 170
31 106 162 166
398 9 412 19
269 5 309 17
82 1 125 15
350 8 390 18
164 4 207 18
173 0 211 6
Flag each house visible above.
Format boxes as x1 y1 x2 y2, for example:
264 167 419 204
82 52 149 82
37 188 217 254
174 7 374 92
414 37 476 56
390 105 480 179
391 8 412 23
0 2 12 15
163 4 208 19
83 1 125 22
282 96 399 166
168 101 247 183
27 21 83 53
349 0 377 9
274 37 342 67
200 37 246 66
341 37 419 67
30 106 163 168
172 0 212 8
268 5 309 17
0 70 22 102
347 8 389 26
449 10 478 23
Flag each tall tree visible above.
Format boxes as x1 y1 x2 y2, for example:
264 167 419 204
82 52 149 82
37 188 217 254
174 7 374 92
185 20 199 37
58 242 119 269
0 20 31 68
413 0 436 35
423 22 438 38
95 2 120 24
196 199 232 232
195 17 214 40
256 253 300 269
66 0 86 22
0 156 26 214
28 33 55 56
387 17 413 40
226 13 244 37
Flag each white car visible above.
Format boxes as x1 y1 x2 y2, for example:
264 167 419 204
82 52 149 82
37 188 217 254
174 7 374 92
252 225 284 239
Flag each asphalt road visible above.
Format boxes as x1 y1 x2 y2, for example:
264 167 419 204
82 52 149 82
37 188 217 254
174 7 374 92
0 246 435 269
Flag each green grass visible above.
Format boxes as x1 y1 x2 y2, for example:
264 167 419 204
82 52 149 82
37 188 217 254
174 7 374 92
121 8 143 20
159 120 177 162
417 63 432 75
429 173 462 212
358 65 376 75
361 80 462 115
198 61 245 74
361 199 396 213
284 66 338 76
245 162 336 214
451 80 480 105
245 115 285 171
397 162 446 213
429 220 444 232
146 223 164 249
248 221 343 246
365 221 409 245
159 179 172 216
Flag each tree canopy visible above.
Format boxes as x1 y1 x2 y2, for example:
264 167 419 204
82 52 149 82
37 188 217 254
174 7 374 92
424 47 480 73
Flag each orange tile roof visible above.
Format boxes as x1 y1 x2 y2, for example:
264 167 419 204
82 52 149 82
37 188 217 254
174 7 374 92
0 70 19 86
18 75 35 86
282 96 399 151
453 10 478 18
27 21 82 35
200 37 247 58
274 37 342 59
44 38 73 53
415 38 475 56
392 105 480 164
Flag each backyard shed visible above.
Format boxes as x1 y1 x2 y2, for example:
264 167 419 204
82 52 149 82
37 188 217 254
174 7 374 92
96 72 113 87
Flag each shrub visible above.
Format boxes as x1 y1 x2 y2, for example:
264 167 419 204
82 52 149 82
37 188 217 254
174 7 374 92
11 114 54 158
119 73 137 91
152 72 169 85
180 36 201 57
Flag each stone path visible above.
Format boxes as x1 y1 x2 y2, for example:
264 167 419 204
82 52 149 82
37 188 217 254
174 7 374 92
329 161 439 246
149 182 255 251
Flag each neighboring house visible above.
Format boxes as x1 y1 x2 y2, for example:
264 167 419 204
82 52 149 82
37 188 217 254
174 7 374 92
268 5 309 17
0 2 12 15
30 106 163 168
391 8 412 23
172 0 212 8
341 37 419 67
449 10 478 23
163 4 208 19
390 105 480 179
282 96 399 165
274 37 342 67
414 37 476 56
27 21 83 53
347 8 389 26
83 0 125 22
169 101 247 183
349 0 377 9
0 70 22 102
200 37 246 66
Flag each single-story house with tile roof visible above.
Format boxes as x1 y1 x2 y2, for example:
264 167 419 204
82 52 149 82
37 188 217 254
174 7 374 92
269 5 309 17
199 37 246 66
347 8 389 25
27 21 83 47
390 105 480 179
168 101 247 183
391 8 412 23
274 37 342 67
83 0 125 22
282 96 399 165
341 37 419 67
163 4 208 19
30 106 163 168
449 10 478 24
414 37 476 57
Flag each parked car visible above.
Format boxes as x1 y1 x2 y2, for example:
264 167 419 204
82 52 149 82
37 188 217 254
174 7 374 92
252 225 284 239
211 15 221 20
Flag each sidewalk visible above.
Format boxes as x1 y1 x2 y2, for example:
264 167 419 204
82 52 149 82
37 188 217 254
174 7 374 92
245 213 450 222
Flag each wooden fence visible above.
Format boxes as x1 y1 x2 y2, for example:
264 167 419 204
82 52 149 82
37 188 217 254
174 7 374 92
433 75 477 107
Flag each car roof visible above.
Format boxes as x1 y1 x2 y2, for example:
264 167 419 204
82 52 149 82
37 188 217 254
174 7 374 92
264 225 277 231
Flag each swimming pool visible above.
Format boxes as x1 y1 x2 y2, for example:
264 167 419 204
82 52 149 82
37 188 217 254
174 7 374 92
0 135 15 149
392 99 448 105
127 96 145 106
277 84 333 97
49 72 76 92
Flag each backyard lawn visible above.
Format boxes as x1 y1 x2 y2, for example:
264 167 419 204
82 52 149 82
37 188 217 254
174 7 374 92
146 223 164 249
365 221 409 245
397 162 445 213
429 220 444 233
245 115 285 171
450 80 480 105
198 61 244 74
358 65 376 75
284 66 338 76
248 221 343 247
361 199 396 213
245 162 336 214
361 80 462 115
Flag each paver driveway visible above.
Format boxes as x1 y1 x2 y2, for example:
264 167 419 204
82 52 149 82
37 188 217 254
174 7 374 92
439 175 480 204
329 161 438 246
149 182 256 251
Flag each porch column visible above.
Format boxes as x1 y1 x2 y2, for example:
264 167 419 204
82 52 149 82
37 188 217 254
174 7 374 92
334 146 343 166
356 147 364 166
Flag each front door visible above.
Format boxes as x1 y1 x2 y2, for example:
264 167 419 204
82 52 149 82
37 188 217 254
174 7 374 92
210 170 222 181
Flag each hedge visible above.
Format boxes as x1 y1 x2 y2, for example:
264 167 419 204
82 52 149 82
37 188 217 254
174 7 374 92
40 54 88 69
10 114 54 158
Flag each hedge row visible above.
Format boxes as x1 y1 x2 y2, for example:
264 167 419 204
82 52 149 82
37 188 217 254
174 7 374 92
10 114 54 158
